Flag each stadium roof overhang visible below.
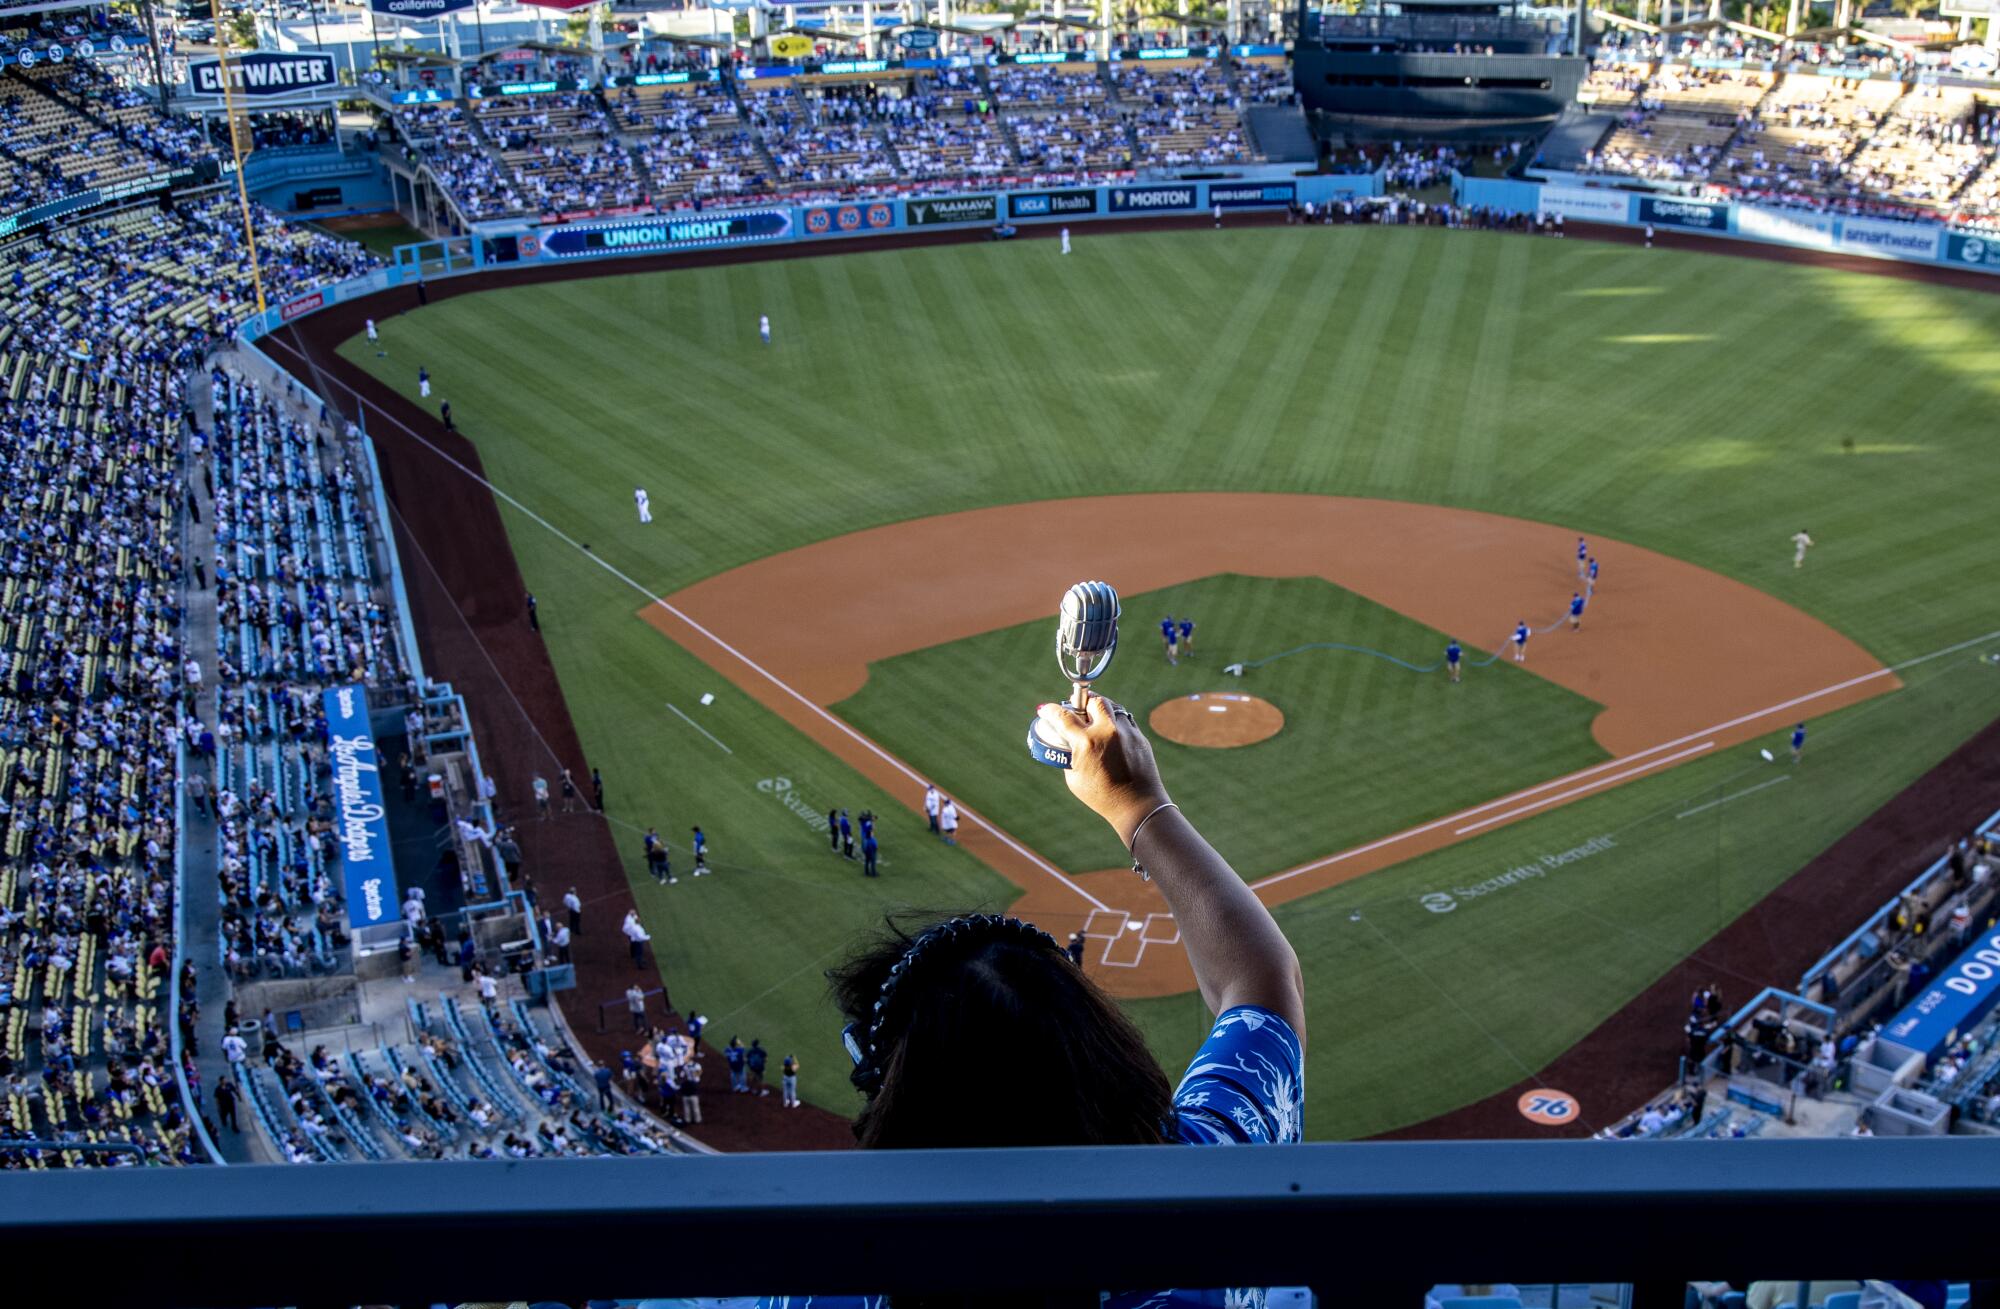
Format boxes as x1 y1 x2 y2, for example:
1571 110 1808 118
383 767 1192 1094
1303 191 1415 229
380 49 461 66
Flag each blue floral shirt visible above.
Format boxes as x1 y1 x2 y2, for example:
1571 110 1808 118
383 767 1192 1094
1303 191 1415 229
736 1007 1306 1309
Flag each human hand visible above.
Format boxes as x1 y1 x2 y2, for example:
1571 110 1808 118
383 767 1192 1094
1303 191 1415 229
1035 695 1171 847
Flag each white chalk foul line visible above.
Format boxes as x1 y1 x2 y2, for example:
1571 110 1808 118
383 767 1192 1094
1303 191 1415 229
1456 742 1715 836
1675 774 1791 821
291 352 1110 914
1248 624 2000 896
666 703 733 755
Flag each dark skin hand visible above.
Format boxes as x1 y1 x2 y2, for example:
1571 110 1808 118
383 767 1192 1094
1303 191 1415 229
1036 694 1306 1047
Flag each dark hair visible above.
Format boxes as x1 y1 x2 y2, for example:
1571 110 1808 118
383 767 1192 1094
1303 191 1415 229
829 914 1174 1149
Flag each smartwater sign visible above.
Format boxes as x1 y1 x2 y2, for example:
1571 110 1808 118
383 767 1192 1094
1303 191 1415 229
1108 184 1197 213
905 195 998 226
1538 185 1631 224
1836 216 1941 261
1881 930 2000 1062
188 52 338 100
1637 196 1727 231
1735 204 1835 250
540 209 792 257
322 686 399 931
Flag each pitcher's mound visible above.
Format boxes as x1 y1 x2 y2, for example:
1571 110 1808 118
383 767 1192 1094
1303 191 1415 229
1149 693 1284 748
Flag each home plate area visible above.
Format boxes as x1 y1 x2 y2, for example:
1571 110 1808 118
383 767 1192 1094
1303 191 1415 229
1084 908 1183 968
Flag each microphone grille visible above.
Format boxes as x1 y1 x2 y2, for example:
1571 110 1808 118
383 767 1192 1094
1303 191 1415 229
1059 580 1120 656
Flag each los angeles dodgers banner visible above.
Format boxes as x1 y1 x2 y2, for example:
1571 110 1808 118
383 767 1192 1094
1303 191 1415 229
322 686 401 932
1879 929 2000 1063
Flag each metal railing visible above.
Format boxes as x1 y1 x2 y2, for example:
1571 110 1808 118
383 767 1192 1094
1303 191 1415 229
2 1139 1995 1306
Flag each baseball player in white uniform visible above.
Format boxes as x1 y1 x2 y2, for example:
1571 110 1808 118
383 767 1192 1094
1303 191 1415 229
759 314 771 345
635 487 652 524
1061 227 1071 255
1792 529 1814 569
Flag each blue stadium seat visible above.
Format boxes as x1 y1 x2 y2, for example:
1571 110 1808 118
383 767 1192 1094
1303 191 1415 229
1824 1295 1862 1309
1439 1298 1523 1309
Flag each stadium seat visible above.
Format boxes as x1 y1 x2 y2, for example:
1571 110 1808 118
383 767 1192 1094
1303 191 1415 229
1823 1295 1861 1309
1438 1298 1523 1309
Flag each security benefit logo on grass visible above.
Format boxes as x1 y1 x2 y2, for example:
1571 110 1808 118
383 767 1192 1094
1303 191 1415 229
1418 834 1616 913
757 777 832 832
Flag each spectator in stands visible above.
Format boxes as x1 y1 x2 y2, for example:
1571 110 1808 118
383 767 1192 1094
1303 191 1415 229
829 695 1304 1147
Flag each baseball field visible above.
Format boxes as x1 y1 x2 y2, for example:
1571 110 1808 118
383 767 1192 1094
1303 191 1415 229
320 223 2000 1141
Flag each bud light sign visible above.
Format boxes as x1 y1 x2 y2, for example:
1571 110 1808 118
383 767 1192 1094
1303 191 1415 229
1209 182 1294 208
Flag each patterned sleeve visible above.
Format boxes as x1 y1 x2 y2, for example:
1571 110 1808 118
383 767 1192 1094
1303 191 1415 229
1171 1005 1304 1145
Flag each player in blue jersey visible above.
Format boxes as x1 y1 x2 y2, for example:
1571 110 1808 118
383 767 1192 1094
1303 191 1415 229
1587 556 1600 596
1445 639 1463 684
1569 592 1585 630
1512 621 1530 663
1178 617 1196 659
1791 722 1807 763
1575 536 1588 579
1159 616 1178 666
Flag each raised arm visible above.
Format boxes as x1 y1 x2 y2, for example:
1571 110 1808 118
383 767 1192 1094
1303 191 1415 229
1035 696 1306 1047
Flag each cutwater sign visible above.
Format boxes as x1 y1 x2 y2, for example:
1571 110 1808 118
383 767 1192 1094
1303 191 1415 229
1837 216 1941 261
1209 182 1294 207
189 52 338 99
1009 188 1097 218
906 195 998 225
1637 196 1727 231
322 686 399 930
1108 184 1196 212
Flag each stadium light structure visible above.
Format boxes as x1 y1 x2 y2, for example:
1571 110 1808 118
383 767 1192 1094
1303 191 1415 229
3 1139 1997 1307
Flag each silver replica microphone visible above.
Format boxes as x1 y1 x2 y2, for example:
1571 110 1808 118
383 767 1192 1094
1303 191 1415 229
1026 580 1121 769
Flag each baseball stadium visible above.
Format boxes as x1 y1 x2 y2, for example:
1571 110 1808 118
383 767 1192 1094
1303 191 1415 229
4 0 2000 1300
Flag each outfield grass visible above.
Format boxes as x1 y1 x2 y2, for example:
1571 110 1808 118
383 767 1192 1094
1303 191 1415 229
834 574 1607 879
338 227 2000 1133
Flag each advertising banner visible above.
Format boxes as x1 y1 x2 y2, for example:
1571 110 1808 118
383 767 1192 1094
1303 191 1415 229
1537 185 1631 224
1637 196 1728 231
1107 184 1197 213
540 209 793 257
1209 181 1295 208
1008 188 1097 218
770 34 815 57
1944 230 1999 270
1836 215 1941 261
1734 203 1835 249
279 291 327 322
187 52 339 99
321 686 400 932
896 27 939 50
1881 931 2000 1062
801 200 897 235
905 195 998 226
369 0 476 14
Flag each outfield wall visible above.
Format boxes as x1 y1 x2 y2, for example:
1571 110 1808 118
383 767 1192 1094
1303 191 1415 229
240 175 1379 339
1455 173 2000 278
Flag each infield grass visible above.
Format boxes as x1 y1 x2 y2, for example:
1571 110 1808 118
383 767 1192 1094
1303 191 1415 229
834 574 1608 880
339 227 2000 1134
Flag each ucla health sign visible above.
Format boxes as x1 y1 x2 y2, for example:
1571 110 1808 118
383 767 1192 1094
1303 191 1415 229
541 209 792 257
322 686 399 931
1009 189 1097 218
1881 930 2000 1062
